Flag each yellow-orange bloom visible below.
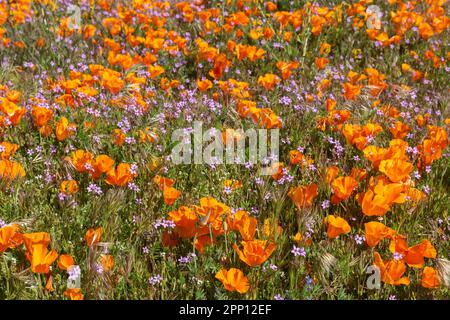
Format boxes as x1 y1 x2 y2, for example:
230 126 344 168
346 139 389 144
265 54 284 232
215 268 250 293
361 179 406 216
373 252 410 286
378 159 413 183
92 155 115 179
55 116 76 141
257 73 280 90
421 267 440 289
22 233 58 274
58 254 75 271
31 106 53 127
0 224 22 253
85 227 103 246
99 254 114 272
197 79 213 92
64 288 84 300
288 184 318 208
60 180 79 194
168 206 198 238
105 163 136 187
331 176 358 203
364 221 396 247
233 240 276 267
324 215 351 239
163 186 181 206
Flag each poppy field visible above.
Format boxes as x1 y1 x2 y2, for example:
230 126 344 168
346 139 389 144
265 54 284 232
0 0 449 300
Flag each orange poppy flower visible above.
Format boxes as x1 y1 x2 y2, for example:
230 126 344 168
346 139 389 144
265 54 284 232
257 73 281 90
138 127 158 144
364 221 396 247
415 114 428 127
91 155 115 179
342 82 362 100
154 175 175 190
105 163 136 187
350 168 367 181
0 160 25 182
361 189 391 216
389 236 437 268
233 240 276 267
58 254 75 271
195 212 226 240
85 227 103 246
168 206 198 238
5 90 20 103
311 15 326 35
343 123 383 150
270 162 284 181
427 125 448 150
45 274 54 292
263 27 275 39
196 197 230 222
68 150 94 173
101 70 125 94
347 71 367 84
31 106 53 127
325 98 336 111
259 108 282 129
0 98 26 125
421 267 440 289
361 179 406 216
325 166 339 183
163 186 181 206
276 61 299 80
38 124 52 137
235 44 265 62
265 1 277 12
55 116 76 141
389 121 410 139
226 210 248 231
318 78 331 93
331 176 358 203
113 129 125 146
324 215 351 239
378 159 413 183
0 224 22 253
26 243 58 274
64 288 84 300
223 179 242 191
373 252 410 286
21 232 51 253
83 24 96 40
197 79 213 92
209 53 229 79
293 232 302 243
315 57 329 70
235 214 257 241
99 254 114 272
289 150 304 165
60 180 79 194
0 142 18 160
319 42 331 55
418 22 434 39
148 64 165 79
406 188 426 203
215 268 250 294
288 184 318 208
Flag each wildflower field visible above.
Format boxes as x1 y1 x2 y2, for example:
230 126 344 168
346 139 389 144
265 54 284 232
0 0 449 301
